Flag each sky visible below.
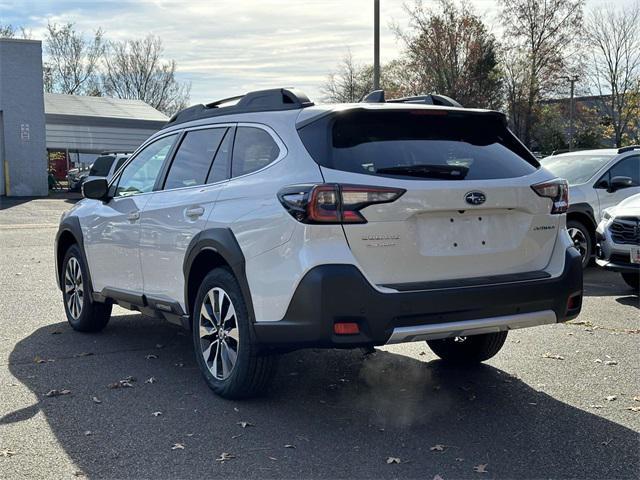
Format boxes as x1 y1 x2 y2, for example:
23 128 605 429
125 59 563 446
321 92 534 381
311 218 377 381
0 0 635 106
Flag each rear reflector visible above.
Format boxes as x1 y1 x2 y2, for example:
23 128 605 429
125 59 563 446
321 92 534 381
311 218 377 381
333 322 360 335
567 293 582 313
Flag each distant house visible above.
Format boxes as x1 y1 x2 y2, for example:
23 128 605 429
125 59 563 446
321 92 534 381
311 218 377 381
45 93 168 179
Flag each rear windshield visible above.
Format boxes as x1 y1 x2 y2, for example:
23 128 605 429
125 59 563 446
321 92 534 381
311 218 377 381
298 109 539 180
89 156 115 176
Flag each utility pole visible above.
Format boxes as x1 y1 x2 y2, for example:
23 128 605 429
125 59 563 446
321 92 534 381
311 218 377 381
566 75 579 151
373 0 380 90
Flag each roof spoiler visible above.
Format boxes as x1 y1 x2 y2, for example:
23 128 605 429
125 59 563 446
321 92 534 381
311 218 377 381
360 90 462 107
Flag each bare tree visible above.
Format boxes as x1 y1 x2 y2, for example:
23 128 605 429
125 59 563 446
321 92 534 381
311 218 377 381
320 50 373 103
499 0 584 145
102 35 190 115
394 0 503 109
0 24 31 39
44 22 104 95
585 2 640 147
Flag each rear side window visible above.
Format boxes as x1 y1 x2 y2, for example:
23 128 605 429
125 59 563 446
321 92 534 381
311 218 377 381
164 128 227 190
89 156 114 176
298 109 538 180
232 127 280 177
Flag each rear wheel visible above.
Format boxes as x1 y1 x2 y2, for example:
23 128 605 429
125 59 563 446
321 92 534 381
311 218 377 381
427 331 508 364
621 272 639 291
192 268 277 399
567 220 592 269
62 245 112 332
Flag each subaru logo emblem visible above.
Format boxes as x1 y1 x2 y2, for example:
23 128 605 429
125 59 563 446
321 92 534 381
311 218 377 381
465 191 486 205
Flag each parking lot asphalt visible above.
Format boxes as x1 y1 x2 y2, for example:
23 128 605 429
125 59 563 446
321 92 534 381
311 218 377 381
0 197 638 479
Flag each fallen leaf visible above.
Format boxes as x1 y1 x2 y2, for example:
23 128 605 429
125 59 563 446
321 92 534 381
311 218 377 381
284 444 296 449
145 377 157 384
606 395 617 402
542 352 564 360
386 457 401 464
108 376 136 389
604 360 618 366
34 356 54 364
145 354 158 360
231 434 242 439
216 452 235 462
171 443 185 450
590 404 604 409
233 407 239 412
51 330 63 335
45 389 71 397
175 362 184 367
73 352 93 357
237 421 254 428
84 431 92 436
419 351 427 356
433 475 444 480
430 444 446 452
0 449 16 457
601 438 613 446
633 396 640 402
152 411 163 417
155 344 164 349
92 396 102 404
626 406 640 412
594 359 603 363
473 463 488 473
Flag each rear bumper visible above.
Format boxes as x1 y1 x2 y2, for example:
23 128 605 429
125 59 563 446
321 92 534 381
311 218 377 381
253 247 583 350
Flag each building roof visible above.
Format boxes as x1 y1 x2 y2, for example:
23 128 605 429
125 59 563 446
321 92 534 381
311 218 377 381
44 93 168 122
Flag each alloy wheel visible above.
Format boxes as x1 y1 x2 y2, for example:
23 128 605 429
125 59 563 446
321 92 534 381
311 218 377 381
64 257 84 319
199 287 240 380
567 227 588 260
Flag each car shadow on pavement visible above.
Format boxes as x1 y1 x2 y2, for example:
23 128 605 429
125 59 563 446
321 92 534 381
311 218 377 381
583 267 638 298
5 315 639 479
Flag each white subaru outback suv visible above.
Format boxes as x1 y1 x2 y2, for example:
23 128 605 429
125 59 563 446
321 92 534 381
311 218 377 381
55 88 583 399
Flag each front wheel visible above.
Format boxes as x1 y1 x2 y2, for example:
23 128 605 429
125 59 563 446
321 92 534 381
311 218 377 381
621 272 639 292
567 220 592 269
62 245 112 332
192 268 277 399
427 331 508 364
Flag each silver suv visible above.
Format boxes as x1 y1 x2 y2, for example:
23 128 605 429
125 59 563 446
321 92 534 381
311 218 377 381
541 147 640 267
55 88 583 398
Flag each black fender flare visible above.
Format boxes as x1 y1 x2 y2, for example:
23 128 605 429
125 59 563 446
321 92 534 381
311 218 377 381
567 202 597 230
55 216 96 297
182 228 255 322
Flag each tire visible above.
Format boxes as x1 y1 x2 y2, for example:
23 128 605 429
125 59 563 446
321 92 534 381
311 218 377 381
192 267 277 399
621 272 639 292
427 331 508 364
62 244 112 332
567 220 592 269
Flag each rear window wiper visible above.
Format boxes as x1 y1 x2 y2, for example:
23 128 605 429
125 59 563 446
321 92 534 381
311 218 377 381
376 164 469 179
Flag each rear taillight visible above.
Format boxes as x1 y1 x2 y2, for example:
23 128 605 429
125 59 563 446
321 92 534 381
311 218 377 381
278 184 405 224
531 178 569 214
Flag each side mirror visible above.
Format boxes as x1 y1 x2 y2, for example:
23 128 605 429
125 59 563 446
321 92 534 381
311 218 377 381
82 178 110 200
609 176 633 192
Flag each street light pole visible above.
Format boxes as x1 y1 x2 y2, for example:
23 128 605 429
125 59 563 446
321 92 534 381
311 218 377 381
373 0 380 90
566 75 579 151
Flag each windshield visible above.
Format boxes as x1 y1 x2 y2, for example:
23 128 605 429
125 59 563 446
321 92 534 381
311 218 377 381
298 109 539 180
89 156 115 177
541 154 614 185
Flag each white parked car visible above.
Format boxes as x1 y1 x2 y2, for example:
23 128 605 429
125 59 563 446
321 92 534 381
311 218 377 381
541 147 640 267
596 194 640 290
55 88 583 399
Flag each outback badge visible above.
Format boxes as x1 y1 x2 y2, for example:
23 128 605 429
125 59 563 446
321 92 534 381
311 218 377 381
465 191 486 205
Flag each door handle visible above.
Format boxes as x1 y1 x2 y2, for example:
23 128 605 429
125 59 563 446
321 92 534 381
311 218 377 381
127 211 140 222
185 206 205 218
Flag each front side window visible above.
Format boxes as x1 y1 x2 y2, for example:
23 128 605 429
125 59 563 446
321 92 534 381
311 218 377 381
115 134 177 197
605 156 640 186
231 127 280 177
164 128 227 190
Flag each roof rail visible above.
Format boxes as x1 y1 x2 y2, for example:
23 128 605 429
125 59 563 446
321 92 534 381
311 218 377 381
618 145 640 154
359 90 462 107
166 88 314 127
